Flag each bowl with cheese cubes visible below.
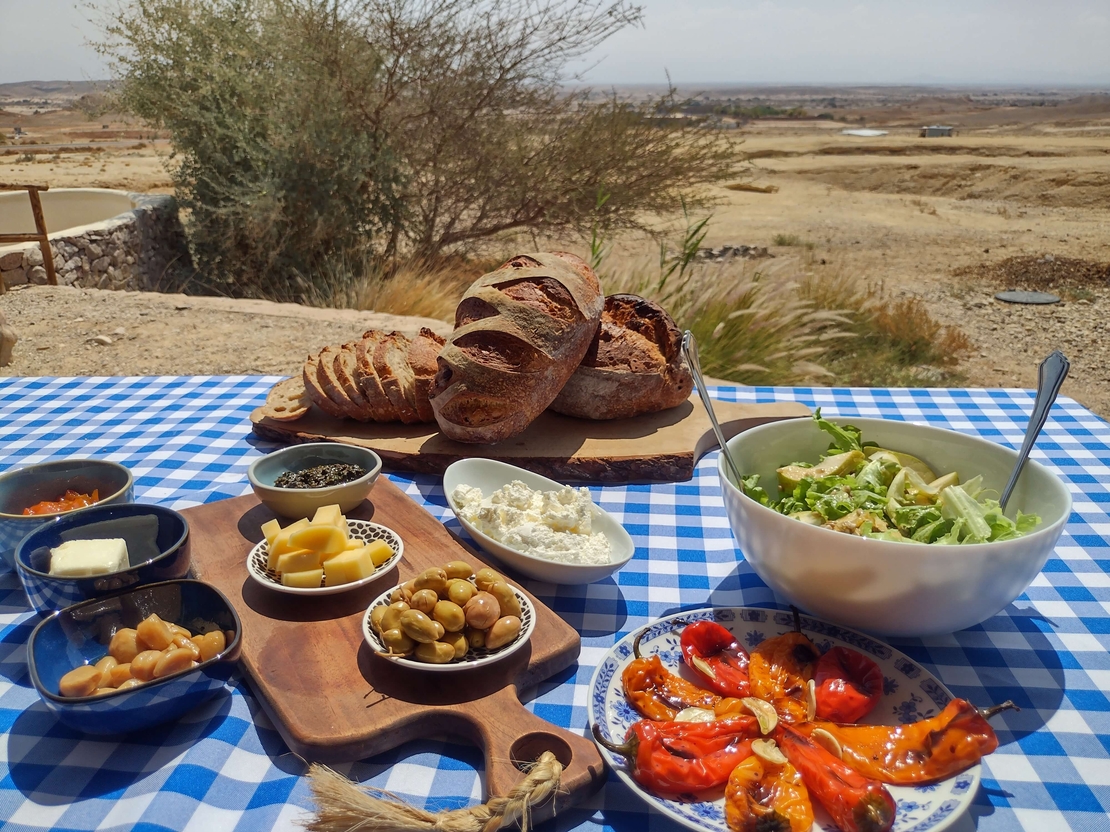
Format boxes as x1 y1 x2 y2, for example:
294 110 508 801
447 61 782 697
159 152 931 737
247 443 382 519
0 458 134 572
15 503 191 615
27 578 241 735
247 503 402 595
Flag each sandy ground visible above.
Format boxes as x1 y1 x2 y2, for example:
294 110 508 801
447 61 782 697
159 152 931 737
4 98 1110 416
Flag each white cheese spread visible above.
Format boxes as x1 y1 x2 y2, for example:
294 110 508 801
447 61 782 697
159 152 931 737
452 481 612 565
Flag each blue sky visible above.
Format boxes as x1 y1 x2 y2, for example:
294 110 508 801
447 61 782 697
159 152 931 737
1 0 1109 86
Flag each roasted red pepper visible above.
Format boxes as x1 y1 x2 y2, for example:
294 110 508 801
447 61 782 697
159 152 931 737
814 646 884 723
681 620 751 697
725 752 814 832
778 725 895 832
592 716 758 796
748 610 819 724
804 699 1016 785
622 654 721 721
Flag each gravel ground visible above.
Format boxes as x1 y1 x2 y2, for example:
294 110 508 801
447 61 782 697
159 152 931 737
2 281 1106 421
0 284 449 378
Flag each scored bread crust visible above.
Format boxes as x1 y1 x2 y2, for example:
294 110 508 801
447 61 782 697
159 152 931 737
408 327 446 423
354 330 399 422
430 251 604 444
303 354 348 419
261 377 311 422
373 332 422 425
549 293 693 420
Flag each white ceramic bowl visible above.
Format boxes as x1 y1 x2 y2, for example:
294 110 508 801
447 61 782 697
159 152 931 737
442 459 635 584
719 417 1072 637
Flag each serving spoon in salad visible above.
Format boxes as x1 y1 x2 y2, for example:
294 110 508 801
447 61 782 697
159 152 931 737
999 350 1069 511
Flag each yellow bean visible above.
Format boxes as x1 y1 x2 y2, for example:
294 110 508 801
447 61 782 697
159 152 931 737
93 688 117 697
169 623 192 638
109 628 141 663
443 560 475 580
196 631 226 662
172 634 202 661
486 615 522 650
413 641 455 664
130 650 163 681
95 655 118 688
109 663 133 687
116 678 141 690
154 647 197 678
136 614 175 651
59 665 102 698
488 581 522 619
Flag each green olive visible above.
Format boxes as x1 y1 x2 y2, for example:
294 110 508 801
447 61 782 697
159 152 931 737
370 605 388 634
466 627 487 649
488 581 522 619
400 580 416 602
486 615 522 650
442 631 468 659
380 601 410 633
443 560 475 580
410 589 440 615
474 567 501 593
389 587 407 604
446 579 476 606
433 600 466 632
414 567 448 595
399 609 440 644
381 627 415 655
414 641 456 664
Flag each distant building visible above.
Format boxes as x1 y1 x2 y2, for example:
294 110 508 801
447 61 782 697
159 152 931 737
920 125 955 137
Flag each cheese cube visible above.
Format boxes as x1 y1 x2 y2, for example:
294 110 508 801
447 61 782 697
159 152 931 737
323 547 375 585
270 518 311 556
364 539 395 567
275 548 322 574
343 537 362 551
281 568 324 588
49 538 129 577
290 524 347 558
311 504 343 527
261 518 282 548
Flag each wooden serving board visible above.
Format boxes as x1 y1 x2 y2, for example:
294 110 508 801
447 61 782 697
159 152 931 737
184 480 605 820
251 395 810 483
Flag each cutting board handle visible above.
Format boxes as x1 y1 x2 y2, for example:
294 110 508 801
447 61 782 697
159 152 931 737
465 686 606 824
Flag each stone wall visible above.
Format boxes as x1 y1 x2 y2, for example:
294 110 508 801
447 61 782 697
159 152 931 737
0 193 192 292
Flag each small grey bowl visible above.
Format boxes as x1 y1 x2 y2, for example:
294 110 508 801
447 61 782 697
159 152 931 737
247 443 382 518
0 459 134 572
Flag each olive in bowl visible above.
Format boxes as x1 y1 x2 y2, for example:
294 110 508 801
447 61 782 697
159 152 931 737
27 579 241 735
0 458 134 572
15 503 190 615
719 416 1071 637
247 443 382 518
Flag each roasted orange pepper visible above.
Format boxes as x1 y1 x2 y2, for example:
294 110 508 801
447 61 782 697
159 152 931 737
748 609 819 724
621 630 720 720
592 716 758 796
803 699 1016 785
779 725 895 832
725 753 814 832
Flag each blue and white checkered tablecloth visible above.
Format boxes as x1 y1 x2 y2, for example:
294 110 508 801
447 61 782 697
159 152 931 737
1 375 1109 832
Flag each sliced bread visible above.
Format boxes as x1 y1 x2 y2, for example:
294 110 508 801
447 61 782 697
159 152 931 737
333 343 378 422
303 354 348 419
317 344 366 420
408 328 446 423
354 330 400 422
373 332 422 425
261 377 311 422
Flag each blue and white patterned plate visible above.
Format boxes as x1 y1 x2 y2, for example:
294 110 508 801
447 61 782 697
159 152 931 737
588 607 980 832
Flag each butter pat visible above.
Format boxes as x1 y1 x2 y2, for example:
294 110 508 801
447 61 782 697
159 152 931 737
49 538 129 577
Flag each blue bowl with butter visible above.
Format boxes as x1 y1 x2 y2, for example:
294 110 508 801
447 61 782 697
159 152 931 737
0 459 134 572
27 579 241 735
15 503 191 615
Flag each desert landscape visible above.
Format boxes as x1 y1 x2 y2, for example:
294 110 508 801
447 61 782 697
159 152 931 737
3 81 1110 414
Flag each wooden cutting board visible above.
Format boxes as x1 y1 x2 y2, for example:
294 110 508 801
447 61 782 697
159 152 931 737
251 395 810 482
184 480 606 820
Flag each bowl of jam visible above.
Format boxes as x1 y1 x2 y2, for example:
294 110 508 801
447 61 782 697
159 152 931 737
0 459 134 572
247 443 382 518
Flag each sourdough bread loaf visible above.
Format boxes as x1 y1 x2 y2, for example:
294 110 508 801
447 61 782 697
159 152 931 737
408 328 447 423
430 251 603 443
549 293 693 420
373 332 422 425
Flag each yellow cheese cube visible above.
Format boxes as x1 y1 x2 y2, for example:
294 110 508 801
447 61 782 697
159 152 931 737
275 548 322 574
364 539 395 567
290 524 347 557
311 504 343 527
270 518 311 556
323 547 375 585
343 537 362 551
281 568 324 588
261 518 282 548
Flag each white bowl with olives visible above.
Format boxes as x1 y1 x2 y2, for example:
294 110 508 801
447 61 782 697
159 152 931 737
362 560 535 671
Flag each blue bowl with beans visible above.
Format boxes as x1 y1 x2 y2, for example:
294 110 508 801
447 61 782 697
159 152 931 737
27 579 242 735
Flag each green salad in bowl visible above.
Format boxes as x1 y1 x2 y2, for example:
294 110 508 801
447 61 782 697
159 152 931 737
739 411 1042 544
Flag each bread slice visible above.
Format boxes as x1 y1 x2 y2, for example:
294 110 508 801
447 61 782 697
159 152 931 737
317 344 366 420
261 377 311 422
333 343 379 421
303 354 348 419
408 327 446 423
373 332 421 425
354 330 400 422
